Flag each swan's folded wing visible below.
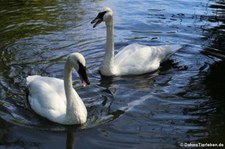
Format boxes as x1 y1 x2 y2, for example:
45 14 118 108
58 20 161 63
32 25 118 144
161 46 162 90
114 44 181 75
27 76 66 119
114 44 160 75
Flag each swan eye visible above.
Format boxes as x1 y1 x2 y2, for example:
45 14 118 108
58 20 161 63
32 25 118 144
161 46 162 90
91 11 107 28
77 61 90 86
97 11 107 20
77 61 85 70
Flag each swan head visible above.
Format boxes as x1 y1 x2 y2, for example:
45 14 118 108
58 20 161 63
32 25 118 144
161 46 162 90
91 7 113 28
67 53 90 87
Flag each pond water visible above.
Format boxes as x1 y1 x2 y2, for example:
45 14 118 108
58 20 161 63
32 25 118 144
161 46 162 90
0 0 225 148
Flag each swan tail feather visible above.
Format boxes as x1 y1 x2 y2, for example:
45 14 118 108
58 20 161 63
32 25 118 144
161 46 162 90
26 75 41 85
160 45 182 63
166 45 182 53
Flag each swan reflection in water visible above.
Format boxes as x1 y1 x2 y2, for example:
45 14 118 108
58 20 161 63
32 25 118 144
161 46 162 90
66 127 75 149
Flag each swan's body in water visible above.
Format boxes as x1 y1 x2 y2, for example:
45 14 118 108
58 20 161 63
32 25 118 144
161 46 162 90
91 7 182 76
26 53 90 125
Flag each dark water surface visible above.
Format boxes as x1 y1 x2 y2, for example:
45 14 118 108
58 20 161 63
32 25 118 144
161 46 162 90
0 0 225 148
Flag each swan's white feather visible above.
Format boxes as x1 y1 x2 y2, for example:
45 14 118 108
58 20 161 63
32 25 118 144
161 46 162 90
27 75 67 123
94 7 182 76
114 44 181 75
27 53 88 125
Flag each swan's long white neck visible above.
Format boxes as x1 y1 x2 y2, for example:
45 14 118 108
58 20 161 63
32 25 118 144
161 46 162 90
100 14 115 76
64 60 87 124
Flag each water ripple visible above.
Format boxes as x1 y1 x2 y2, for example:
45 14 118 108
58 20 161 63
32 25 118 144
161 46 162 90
0 0 224 148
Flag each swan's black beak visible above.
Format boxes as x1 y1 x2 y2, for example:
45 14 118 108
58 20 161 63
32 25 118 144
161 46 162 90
77 62 90 87
91 17 103 28
91 11 107 28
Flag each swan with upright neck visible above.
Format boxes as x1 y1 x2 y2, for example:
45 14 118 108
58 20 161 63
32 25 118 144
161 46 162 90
91 7 182 76
26 53 90 125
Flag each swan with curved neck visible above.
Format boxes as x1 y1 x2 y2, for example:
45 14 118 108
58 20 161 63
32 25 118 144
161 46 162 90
26 53 90 125
91 7 182 76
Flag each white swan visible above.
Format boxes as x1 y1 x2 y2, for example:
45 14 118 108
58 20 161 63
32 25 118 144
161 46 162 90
26 53 90 125
91 7 182 76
